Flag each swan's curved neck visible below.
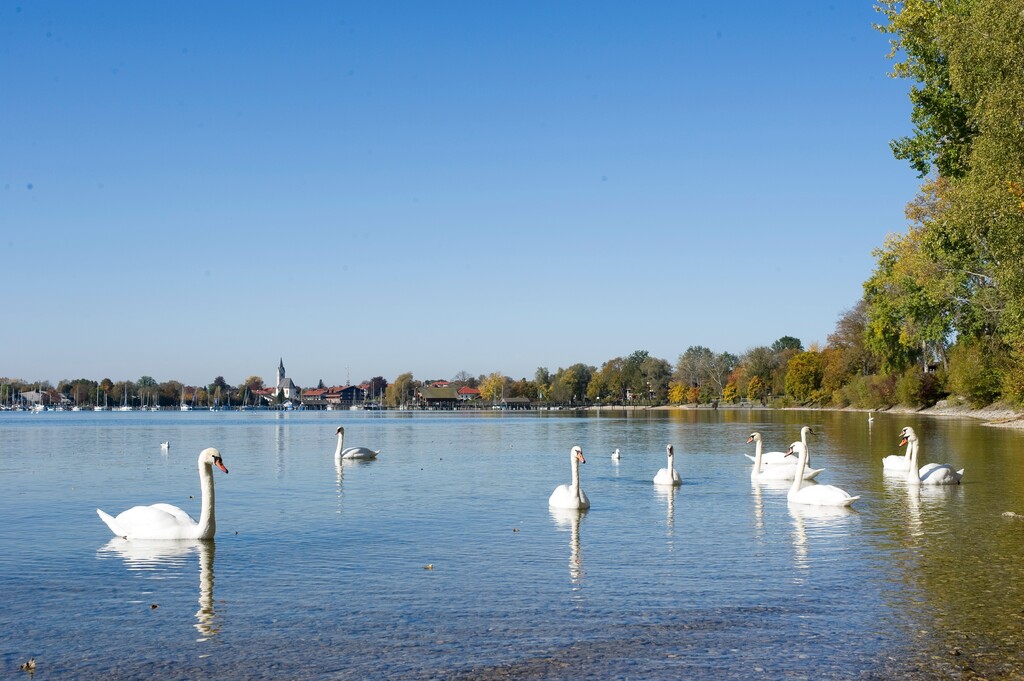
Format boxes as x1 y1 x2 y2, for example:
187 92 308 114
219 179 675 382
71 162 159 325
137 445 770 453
801 431 811 466
335 431 344 458
196 460 216 538
571 454 581 502
751 440 763 478
667 449 674 472
789 447 807 495
906 438 921 485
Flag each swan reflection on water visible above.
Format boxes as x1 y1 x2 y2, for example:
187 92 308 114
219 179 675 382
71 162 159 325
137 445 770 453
334 456 377 515
97 537 219 641
654 484 678 542
750 478 791 537
788 503 857 577
550 508 586 592
882 474 958 541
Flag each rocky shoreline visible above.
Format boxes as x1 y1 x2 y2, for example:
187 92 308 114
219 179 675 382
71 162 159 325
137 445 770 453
639 399 1024 429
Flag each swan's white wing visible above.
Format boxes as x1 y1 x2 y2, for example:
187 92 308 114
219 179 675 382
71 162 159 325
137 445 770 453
341 447 379 459
149 503 197 525
919 463 962 484
791 485 859 507
110 504 198 537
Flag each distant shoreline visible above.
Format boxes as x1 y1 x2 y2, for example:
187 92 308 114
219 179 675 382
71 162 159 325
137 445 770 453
609 401 1024 429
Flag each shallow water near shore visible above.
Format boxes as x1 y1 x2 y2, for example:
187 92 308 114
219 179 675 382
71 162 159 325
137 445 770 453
2 409 1023 679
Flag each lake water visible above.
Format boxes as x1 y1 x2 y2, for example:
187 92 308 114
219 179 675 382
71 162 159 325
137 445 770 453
2 409 1023 679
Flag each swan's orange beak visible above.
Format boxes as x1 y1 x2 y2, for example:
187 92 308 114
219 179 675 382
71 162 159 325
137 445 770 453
746 436 754 444
899 437 908 447
215 457 229 474
577 452 586 464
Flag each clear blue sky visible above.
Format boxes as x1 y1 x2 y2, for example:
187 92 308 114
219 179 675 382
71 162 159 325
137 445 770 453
2 2 918 388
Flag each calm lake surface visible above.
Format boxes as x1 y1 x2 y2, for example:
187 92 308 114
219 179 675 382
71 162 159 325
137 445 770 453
2 409 1023 679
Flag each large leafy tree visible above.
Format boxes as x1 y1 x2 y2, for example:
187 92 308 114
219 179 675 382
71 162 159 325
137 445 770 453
874 0 976 178
785 352 824 402
874 0 1024 401
478 372 509 401
385 372 416 408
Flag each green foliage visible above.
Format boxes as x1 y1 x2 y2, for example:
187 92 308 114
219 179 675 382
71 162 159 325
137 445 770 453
784 352 823 402
839 374 898 409
385 372 415 407
746 376 768 403
771 336 803 353
875 0 976 178
895 368 944 407
947 340 1005 407
1000 351 1024 407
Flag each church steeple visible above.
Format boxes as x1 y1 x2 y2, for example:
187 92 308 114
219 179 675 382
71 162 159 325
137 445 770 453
277 358 285 388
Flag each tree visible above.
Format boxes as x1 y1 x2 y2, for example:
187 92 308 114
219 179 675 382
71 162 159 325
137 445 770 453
874 0 976 178
385 372 415 408
451 370 474 386
550 364 592 403
675 346 713 388
785 352 824 402
588 357 625 402
243 376 265 391
366 376 388 400
874 0 1024 402
770 336 802 353
479 372 509 402
827 300 877 378
508 379 536 399
742 346 777 387
674 347 735 399
534 368 551 401
747 376 768 403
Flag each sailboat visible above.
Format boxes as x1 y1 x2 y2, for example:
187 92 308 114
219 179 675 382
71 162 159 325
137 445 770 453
180 387 192 411
117 387 132 411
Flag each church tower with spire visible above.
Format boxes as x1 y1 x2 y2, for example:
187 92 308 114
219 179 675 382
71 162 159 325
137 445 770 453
274 357 298 401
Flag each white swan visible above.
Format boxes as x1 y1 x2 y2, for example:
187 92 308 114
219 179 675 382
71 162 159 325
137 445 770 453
97 447 228 540
335 426 379 460
748 432 824 481
654 444 682 486
611 448 621 461
882 427 914 472
787 441 859 507
744 432 790 465
549 445 590 510
901 426 963 485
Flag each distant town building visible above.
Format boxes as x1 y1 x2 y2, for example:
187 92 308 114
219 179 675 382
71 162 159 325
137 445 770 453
325 385 365 409
418 386 460 409
275 358 300 400
457 386 481 401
